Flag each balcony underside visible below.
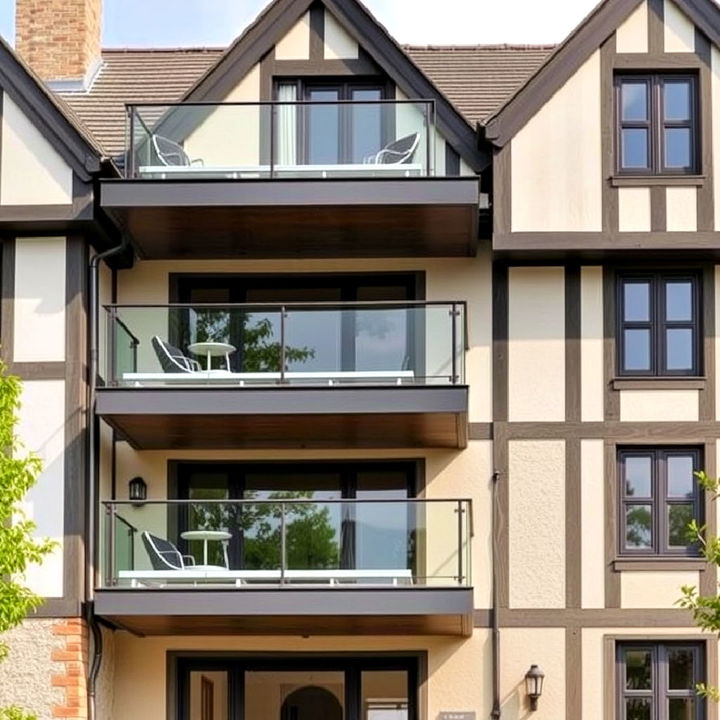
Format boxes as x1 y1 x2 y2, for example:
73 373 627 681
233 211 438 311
95 386 469 449
99 178 479 259
94 587 473 637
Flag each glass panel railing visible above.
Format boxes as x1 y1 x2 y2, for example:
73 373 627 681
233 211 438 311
103 302 466 387
126 100 436 179
99 499 472 590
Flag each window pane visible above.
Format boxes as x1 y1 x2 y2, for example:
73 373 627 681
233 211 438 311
625 282 650 321
667 455 695 499
666 328 693 371
664 127 692 169
626 698 652 720
668 503 694 547
624 329 651 371
668 648 695 690
625 649 653 689
668 698 695 720
665 282 693 322
626 505 653 549
664 81 692 122
307 90 340 165
351 89 382 164
622 128 649 169
622 81 649 121
624 456 652 498
190 671 229 720
362 671 408 720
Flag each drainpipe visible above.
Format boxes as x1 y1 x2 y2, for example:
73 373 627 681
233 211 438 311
491 470 502 720
86 235 130 720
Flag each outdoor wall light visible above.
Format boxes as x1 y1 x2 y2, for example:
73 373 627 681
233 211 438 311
128 476 147 502
524 664 545 712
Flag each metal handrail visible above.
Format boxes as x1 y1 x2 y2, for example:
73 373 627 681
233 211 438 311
103 300 467 310
127 99 436 109
102 498 473 506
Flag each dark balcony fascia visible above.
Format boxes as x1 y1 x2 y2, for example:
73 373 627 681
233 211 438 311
99 177 480 259
94 586 473 637
95 385 469 450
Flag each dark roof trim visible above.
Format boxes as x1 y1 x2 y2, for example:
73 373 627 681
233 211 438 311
183 0 488 172
673 0 720 49
0 37 104 180
483 0 644 147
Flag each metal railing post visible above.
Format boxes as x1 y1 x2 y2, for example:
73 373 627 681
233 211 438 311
109 503 117 587
108 306 117 387
280 306 287 383
280 503 287 585
456 500 464 585
424 102 431 177
450 304 458 385
127 107 136 179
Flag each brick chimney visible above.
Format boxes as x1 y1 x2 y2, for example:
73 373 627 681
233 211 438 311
15 0 102 89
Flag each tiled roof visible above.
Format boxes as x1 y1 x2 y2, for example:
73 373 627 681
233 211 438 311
59 44 553 157
405 44 555 127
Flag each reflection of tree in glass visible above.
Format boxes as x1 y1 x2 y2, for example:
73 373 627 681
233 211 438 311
356 310 400 339
189 493 340 570
192 310 315 371
240 492 340 570
626 506 652 548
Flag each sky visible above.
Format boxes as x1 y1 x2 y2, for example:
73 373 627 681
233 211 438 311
0 0 602 49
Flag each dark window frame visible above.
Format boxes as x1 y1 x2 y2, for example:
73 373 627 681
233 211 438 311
273 77 395 165
618 447 703 557
616 642 704 720
616 272 701 377
615 73 699 175
172 652 422 720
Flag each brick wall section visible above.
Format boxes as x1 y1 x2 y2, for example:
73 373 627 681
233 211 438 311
15 0 102 82
50 619 89 720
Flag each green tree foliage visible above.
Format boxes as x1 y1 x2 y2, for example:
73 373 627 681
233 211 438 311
0 363 56 720
678 470 720 701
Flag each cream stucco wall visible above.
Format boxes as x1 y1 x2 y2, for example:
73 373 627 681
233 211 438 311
111 632 493 720
116 255 492 422
510 51 602 232
0 93 73 206
13 237 66 363
616 0 648 53
508 440 566 609
581 439 605 609
664 0 695 53
618 187 651 232
619 389 699 421
0 620 66 719
581 266 604 422
716 267 720 419
324 10 359 59
666 186 697 231
499 628 565 720
508 267 565 422
275 12 310 60
713 48 720 231
183 65 261 166
17 379 65 598
621 570 699 608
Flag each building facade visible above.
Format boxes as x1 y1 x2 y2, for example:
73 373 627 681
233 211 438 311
0 0 718 719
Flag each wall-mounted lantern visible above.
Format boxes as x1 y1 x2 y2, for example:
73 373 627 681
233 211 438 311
525 664 545 712
128 476 147 502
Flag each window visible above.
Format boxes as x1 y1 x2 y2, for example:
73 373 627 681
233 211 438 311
616 74 698 174
618 448 701 556
617 643 703 720
274 79 391 165
617 274 700 377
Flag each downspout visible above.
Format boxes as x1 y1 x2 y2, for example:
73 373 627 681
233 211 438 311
86 234 130 720
491 470 502 720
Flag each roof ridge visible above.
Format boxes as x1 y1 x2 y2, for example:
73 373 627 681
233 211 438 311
102 46 224 54
404 43 557 51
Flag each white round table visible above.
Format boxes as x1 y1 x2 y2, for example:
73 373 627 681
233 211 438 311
187 341 236 371
180 529 232 567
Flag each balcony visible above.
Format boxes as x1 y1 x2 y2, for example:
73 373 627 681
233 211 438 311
94 498 473 636
99 101 480 258
95 301 469 449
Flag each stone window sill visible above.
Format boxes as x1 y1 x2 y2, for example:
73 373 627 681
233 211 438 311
610 175 706 187
612 377 706 391
613 558 706 572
